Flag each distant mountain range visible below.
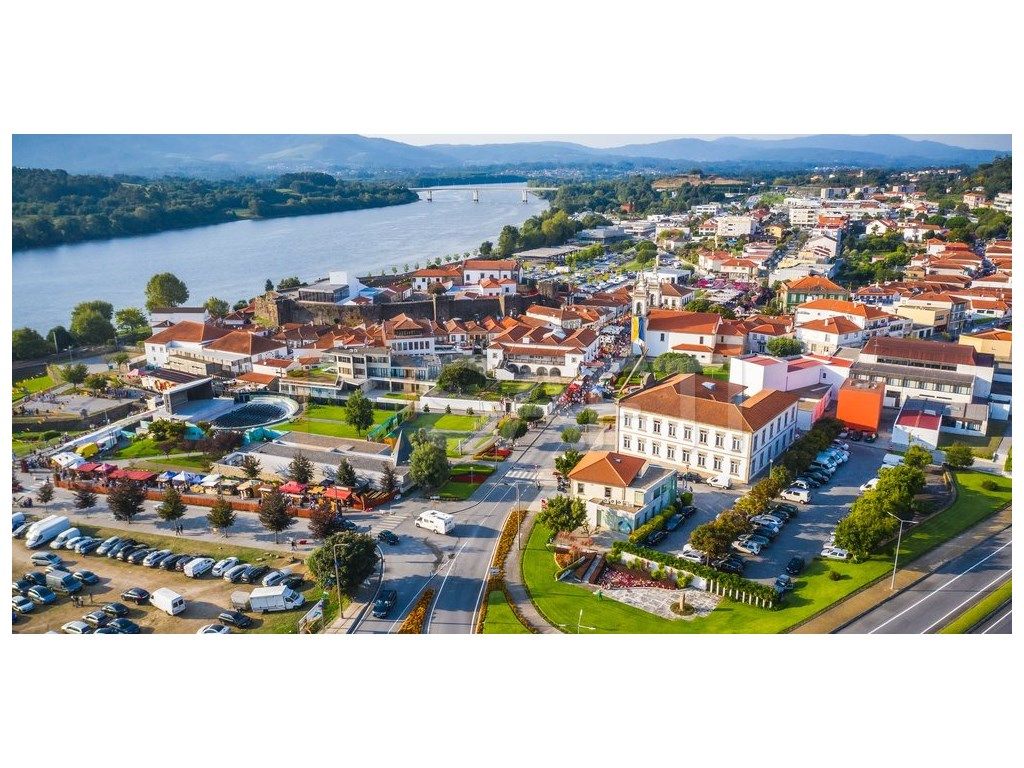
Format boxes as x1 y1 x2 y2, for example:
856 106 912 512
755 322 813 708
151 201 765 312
12 134 1008 177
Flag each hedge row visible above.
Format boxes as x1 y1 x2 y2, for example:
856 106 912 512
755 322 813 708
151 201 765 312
611 541 778 604
397 588 435 634
629 507 675 544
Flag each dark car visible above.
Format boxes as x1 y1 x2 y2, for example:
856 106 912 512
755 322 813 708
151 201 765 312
218 610 253 629
153 552 179 569
93 627 120 634
121 587 150 605
118 545 146 562
647 530 668 546
161 554 186 571
13 578 35 596
680 472 703 484
664 514 684 532
713 556 745 575
770 503 799 517
240 565 270 585
108 618 141 634
128 548 155 565
848 430 863 441
786 556 806 576
110 540 139 559
796 475 821 488
372 589 398 618
77 539 103 555
774 574 795 594
752 526 779 540
24 571 47 587
806 471 830 485
28 585 58 605
73 570 99 585
864 432 877 443
280 574 305 590
678 505 698 520
337 518 357 532
103 602 131 618
175 555 203 572
83 609 111 628
377 530 400 546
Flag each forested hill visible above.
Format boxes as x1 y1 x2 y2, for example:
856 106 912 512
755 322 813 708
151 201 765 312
12 169 418 250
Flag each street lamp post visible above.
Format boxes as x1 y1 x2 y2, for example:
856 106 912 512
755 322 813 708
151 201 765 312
331 542 343 616
882 509 914 590
501 480 528 550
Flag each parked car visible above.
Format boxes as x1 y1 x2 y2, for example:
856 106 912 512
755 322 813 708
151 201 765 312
786 556 806 575
750 514 785 528
337 518 357 532
108 618 141 634
713 555 746 575
73 570 99 586
12 595 34 614
28 585 57 605
770 503 799 517
118 545 147 562
790 479 813 491
177 554 207 572
212 557 239 577
83 610 110 628
62 536 85 551
372 589 398 618
96 536 122 556
30 552 63 568
76 538 103 555
680 472 703 484
859 478 880 493
848 430 862 441
23 571 47 587
218 610 253 629
62 620 93 635
752 526 779 541
795 475 821 488
102 602 130 618
223 564 249 583
127 548 154 565
13 521 31 538
707 474 731 490
740 533 770 548
121 587 150 605
774 574 795 594
240 565 270 585
806 470 830 485
280 574 305 590
377 530 400 546
732 540 761 556
678 505 698 520
153 552 179 569
162 554 189 571
664 514 684 532
13 578 35 596
679 548 707 564
820 546 850 561
107 539 137 558
780 487 811 504
261 570 289 588
197 624 231 634
93 627 120 634
864 432 877 443
647 530 668 546
143 549 173 568
832 440 850 451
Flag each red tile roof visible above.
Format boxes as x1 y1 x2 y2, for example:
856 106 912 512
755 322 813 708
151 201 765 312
145 321 230 345
568 451 647 487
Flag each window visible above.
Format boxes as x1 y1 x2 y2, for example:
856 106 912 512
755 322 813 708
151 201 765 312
683 426 692 441
660 333 665 341
681 450 691 464
732 436 741 452
604 487 612 499
637 439 646 453
622 435 631 450
696 453 706 468
652 420 662 434
576 483 584 494
667 422 677 437
730 460 739 476
623 414 632 428
666 446 676 460
651 442 660 456
637 417 646 431
699 429 708 444
713 457 722 471
714 433 724 448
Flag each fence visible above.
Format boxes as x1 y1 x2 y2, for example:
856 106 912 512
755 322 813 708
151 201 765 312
618 551 775 609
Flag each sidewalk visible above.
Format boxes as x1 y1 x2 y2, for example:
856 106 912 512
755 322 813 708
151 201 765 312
502 510 561 634
792 506 1013 634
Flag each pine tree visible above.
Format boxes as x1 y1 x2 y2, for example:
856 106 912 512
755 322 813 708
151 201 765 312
73 486 97 510
258 487 295 543
156 485 187 524
207 495 236 536
288 452 314 484
379 463 398 496
336 458 357 488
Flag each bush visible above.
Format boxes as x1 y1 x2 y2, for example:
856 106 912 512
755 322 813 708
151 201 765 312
628 508 675 544
679 491 693 506
981 479 1000 491
41 430 60 441
397 589 435 634
828 570 842 581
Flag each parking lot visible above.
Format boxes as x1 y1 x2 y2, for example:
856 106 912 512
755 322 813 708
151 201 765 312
652 442 891 584
11 535 312 634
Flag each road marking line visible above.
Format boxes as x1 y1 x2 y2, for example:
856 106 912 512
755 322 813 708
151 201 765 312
920 568 1013 633
867 539 1013 634
981 608 1012 634
422 540 469 634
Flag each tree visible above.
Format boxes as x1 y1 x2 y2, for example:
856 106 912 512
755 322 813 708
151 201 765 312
902 444 933 470
36 481 54 508
73 486 97 510
233 299 249 311
47 325 74 352
479 240 493 255
258 487 295 543
536 495 587 534
688 522 734 560
378 462 398 495
60 363 88 388
408 438 450 490
560 426 582 445
436 360 486 395
156 485 187 525
238 454 263 482
944 442 975 469
288 452 314 484
12 328 50 359
204 297 230 318
114 307 148 335
70 308 116 345
145 272 190 311
108 481 146 524
576 408 598 426
83 373 108 392
307 532 379 592
207 495 236 535
110 351 131 369
265 279 274 292
834 493 899 559
343 390 374 436
766 337 803 357
336 457 357 488
277 276 302 290
308 506 338 539
554 449 584 476
497 224 519 256
499 417 528 442
652 352 703 378
427 281 447 296
518 404 543 422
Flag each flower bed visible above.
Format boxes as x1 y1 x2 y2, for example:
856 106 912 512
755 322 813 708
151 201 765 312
397 588 435 634
598 563 679 591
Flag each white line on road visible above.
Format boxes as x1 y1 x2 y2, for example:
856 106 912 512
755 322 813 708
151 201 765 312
920 568 1013 633
866 539 1013 634
422 539 471 634
981 608 1012 634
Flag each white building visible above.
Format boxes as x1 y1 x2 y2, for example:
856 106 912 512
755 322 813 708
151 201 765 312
566 451 678 534
716 215 756 238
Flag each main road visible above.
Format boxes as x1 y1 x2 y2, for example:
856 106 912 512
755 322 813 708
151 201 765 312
838 526 1012 634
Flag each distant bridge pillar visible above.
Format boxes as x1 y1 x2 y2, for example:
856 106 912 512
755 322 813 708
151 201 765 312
472 189 479 203
425 189 432 202
522 188 529 203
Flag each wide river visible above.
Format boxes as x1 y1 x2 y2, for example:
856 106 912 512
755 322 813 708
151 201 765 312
13 185 548 332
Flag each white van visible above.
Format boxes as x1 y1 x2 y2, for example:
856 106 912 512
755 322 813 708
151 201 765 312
50 527 81 550
184 557 215 578
150 587 186 616
780 487 811 504
415 510 455 535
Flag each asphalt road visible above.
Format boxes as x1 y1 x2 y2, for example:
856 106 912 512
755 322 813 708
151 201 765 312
838 526 1013 634
969 602 1012 634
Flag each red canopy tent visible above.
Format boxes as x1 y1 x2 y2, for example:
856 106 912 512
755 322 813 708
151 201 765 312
279 481 307 495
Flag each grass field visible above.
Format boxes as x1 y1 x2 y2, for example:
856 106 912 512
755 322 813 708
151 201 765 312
134 456 211 472
13 373 55 402
937 420 1007 460
522 471 1011 634
111 438 166 459
482 590 530 634
939 579 1011 634
404 412 483 432
284 407 395 439
306 404 397 424
13 429 84 457
436 462 495 500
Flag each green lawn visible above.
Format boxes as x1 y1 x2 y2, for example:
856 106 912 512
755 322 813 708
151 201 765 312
306 404 397 424
701 366 730 381
284 407 394 440
522 471 1011 634
939 579 1011 634
482 590 530 634
111 438 166 459
134 455 211 472
471 380 536 401
404 412 483 432
13 429 84 457
435 463 495 500
937 420 1007 460
13 373 55 401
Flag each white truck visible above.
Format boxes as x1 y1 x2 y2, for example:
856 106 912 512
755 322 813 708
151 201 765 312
415 510 455 535
25 515 71 548
150 587 187 616
249 585 306 613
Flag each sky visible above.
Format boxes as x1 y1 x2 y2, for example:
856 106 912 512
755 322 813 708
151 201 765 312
376 134 1011 150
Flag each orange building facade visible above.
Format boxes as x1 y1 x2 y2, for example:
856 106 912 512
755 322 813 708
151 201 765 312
836 379 885 433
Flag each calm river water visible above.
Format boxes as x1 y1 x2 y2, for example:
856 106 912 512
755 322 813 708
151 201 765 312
13 185 548 331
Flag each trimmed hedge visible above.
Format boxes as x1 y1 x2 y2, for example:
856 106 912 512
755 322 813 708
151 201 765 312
611 541 778 604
